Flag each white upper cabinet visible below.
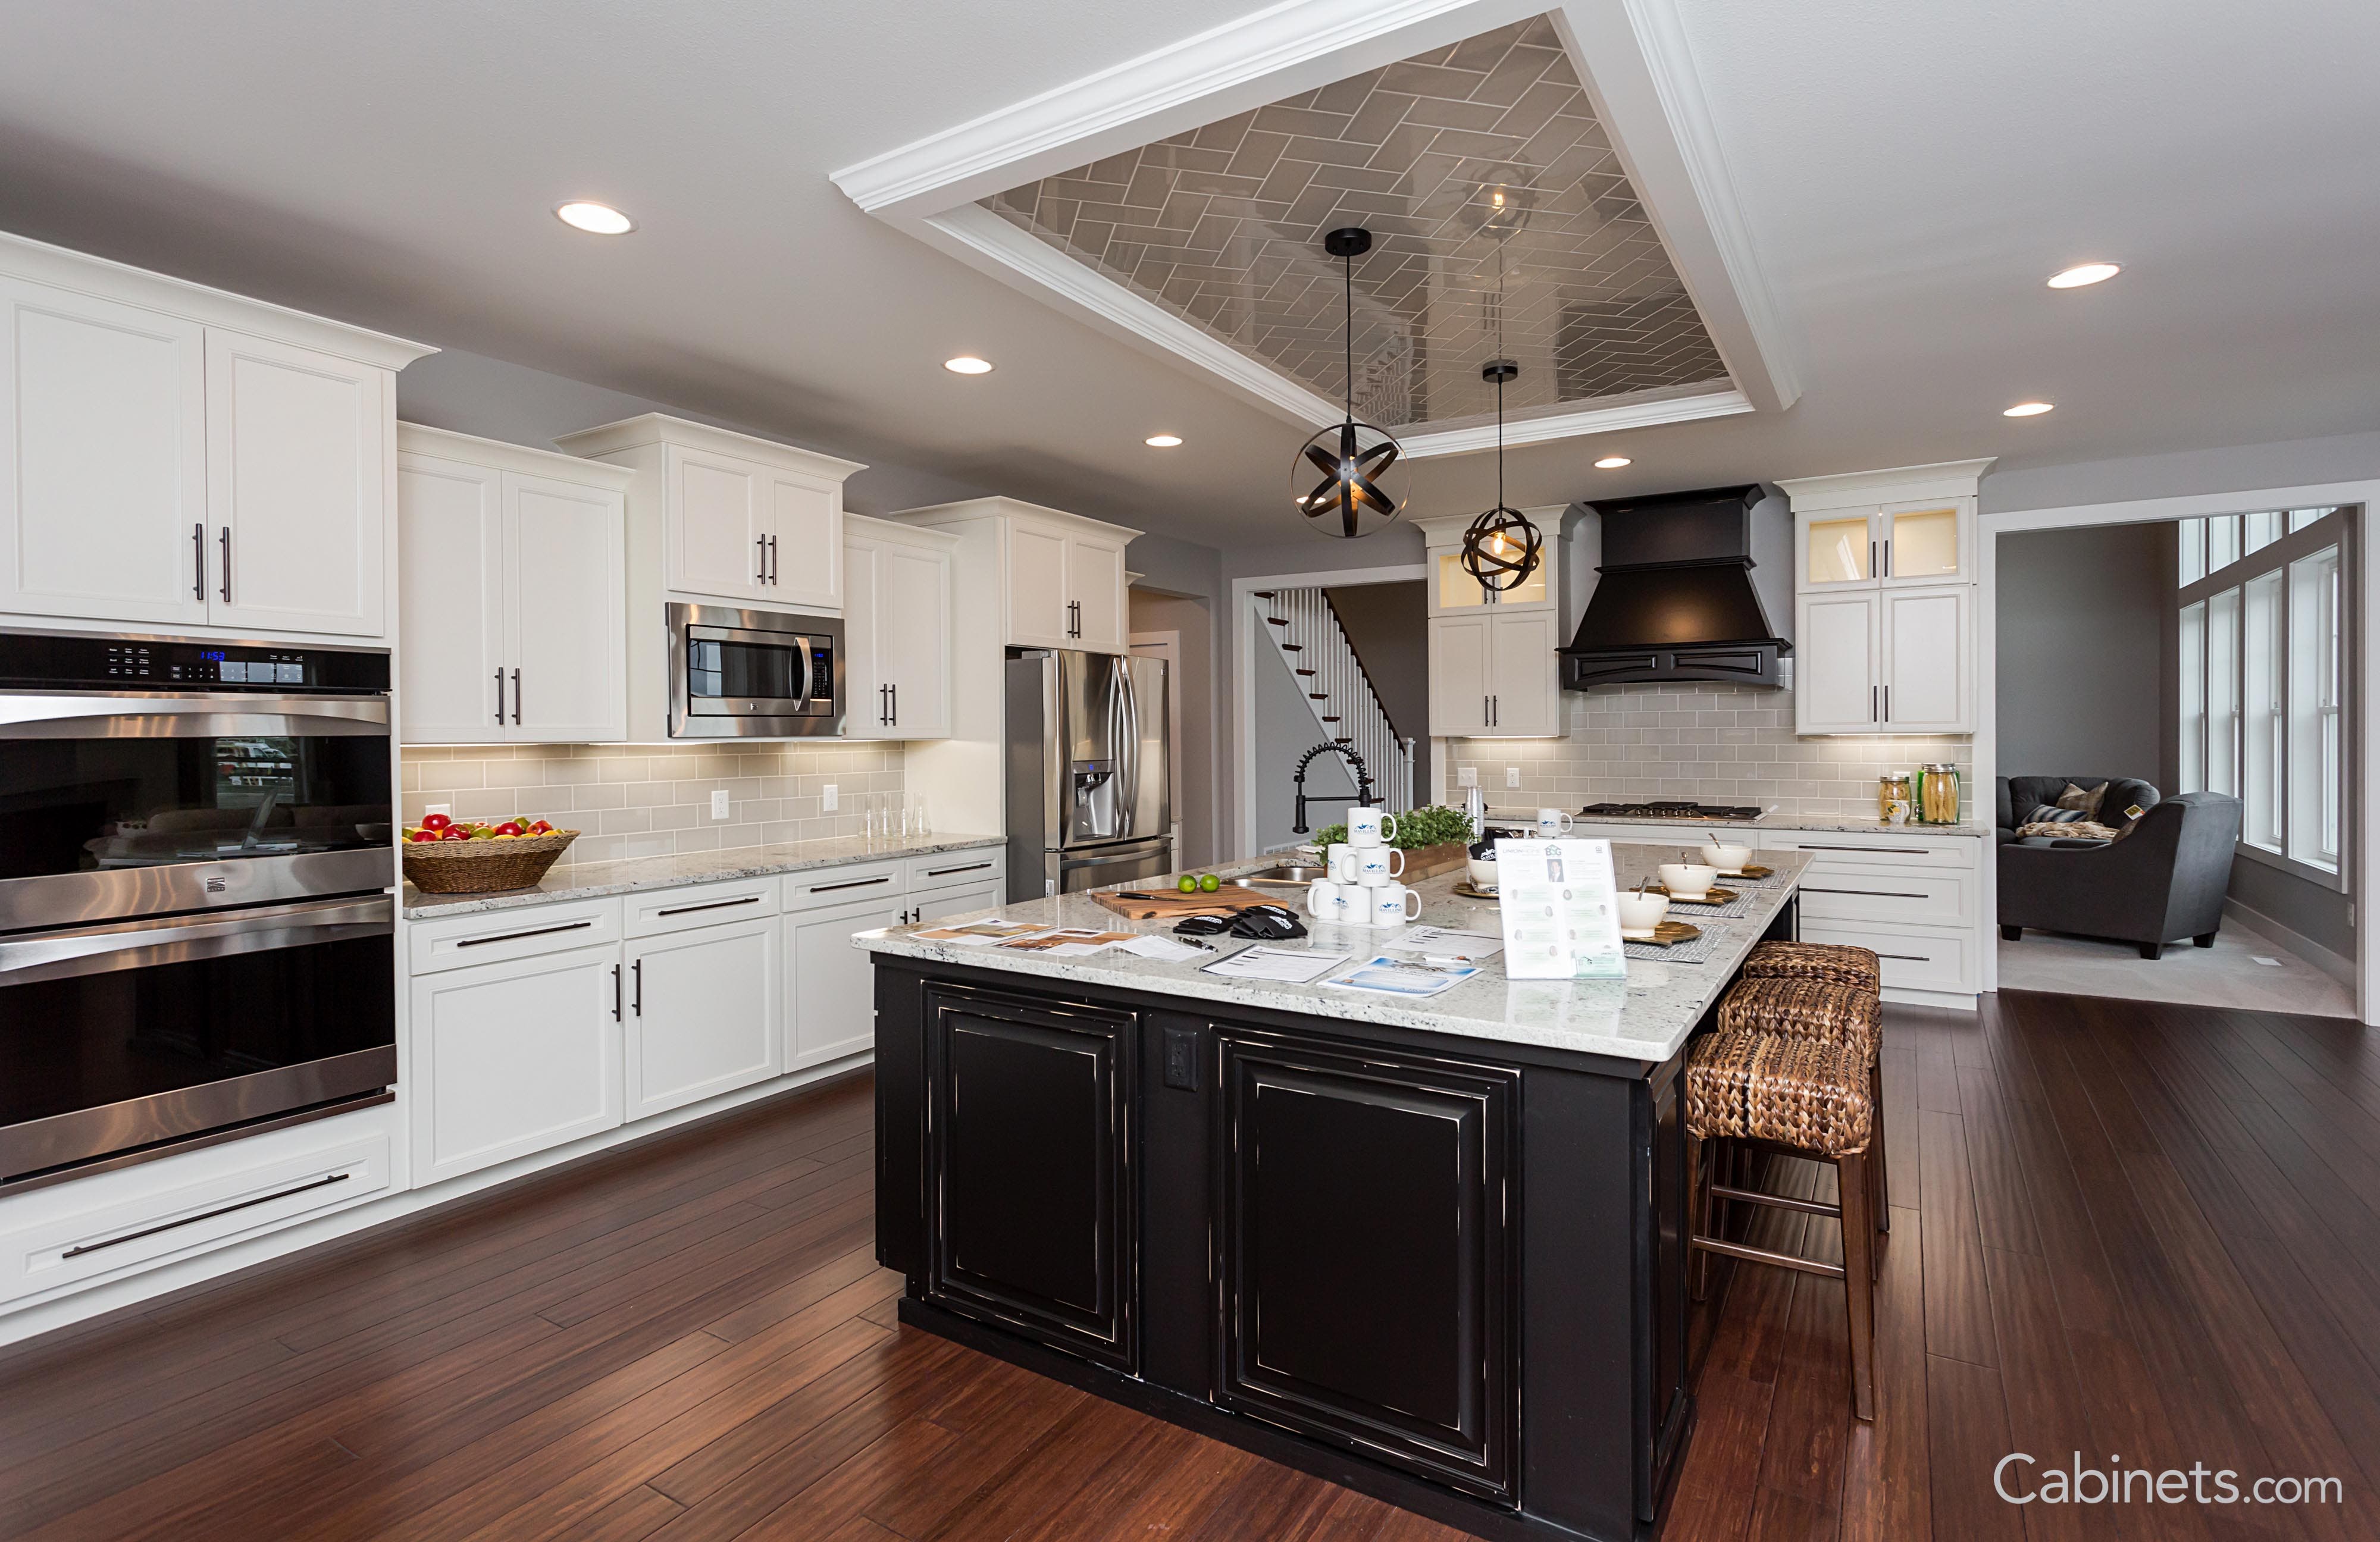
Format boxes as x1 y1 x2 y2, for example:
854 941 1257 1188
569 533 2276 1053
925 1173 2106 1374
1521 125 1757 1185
0 234 431 638
555 414 862 616
1780 461 1990 735
0 277 208 626
397 425 629 745
1427 613 1492 736
1416 510 1567 739
890 497 1139 657
844 515 954 740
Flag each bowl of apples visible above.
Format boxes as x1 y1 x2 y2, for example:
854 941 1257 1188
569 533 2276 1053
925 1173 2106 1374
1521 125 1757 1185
399 813 580 894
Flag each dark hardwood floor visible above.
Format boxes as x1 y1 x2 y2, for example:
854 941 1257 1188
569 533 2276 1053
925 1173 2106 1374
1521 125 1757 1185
5 991 2376 1541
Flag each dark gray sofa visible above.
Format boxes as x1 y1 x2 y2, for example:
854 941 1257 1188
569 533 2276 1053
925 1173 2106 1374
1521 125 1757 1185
1994 775 2161 842
1996 781 2243 958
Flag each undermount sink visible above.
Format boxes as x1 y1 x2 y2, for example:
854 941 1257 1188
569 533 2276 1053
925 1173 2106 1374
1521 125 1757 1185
1235 864 1325 885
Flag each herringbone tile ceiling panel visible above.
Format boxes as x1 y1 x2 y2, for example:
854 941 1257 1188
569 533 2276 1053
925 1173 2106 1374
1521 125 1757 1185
983 13 1730 429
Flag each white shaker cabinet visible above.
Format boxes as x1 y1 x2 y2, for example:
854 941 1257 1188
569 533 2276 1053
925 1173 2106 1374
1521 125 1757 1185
892 497 1138 656
408 944 625 1186
1427 609 1564 738
1794 592 1881 733
1427 614 1492 736
0 276 209 626
783 893 904 1072
397 426 630 744
203 330 389 637
1880 585 1972 731
625 917 781 1121
844 515 955 740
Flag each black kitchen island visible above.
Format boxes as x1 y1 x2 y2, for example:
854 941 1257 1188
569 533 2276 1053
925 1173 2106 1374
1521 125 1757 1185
863 851 1805 1542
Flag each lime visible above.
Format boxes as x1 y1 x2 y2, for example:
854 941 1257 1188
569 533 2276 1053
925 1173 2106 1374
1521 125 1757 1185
1178 875 1198 894
1199 873 1220 892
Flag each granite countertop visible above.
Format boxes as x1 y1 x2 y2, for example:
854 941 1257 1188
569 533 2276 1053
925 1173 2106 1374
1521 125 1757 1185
1488 809 1991 838
858 844 1810 1065
402 832 1006 920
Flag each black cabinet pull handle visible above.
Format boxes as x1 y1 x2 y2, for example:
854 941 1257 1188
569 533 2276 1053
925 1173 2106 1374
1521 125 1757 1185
654 894 762 917
1796 844 1935 855
63 1173 349 1258
218 526 232 603
611 964 622 1021
192 522 205 602
1883 684 1890 722
1869 538 1877 580
1883 538 1892 578
1804 886 1929 900
494 669 505 725
756 535 768 584
632 958 643 1016
455 919 594 948
512 669 522 725
923 860 992 877
889 682 897 726
809 874 892 892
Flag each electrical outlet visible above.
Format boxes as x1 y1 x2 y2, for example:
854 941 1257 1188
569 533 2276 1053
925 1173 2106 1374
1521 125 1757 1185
1455 766 1477 788
821 784 838 812
1505 766 1522 789
425 803 450 819
709 789 731 821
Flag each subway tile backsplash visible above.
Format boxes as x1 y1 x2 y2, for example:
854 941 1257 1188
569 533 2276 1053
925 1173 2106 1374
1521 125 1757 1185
401 742 907 866
1448 684 1973 819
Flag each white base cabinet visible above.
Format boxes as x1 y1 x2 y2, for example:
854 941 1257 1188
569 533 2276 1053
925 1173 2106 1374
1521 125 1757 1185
784 894 904 1071
409 942 625 1186
627 917 781 1120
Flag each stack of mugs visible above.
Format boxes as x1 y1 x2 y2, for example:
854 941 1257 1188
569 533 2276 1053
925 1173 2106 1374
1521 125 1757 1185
1306 807 1424 929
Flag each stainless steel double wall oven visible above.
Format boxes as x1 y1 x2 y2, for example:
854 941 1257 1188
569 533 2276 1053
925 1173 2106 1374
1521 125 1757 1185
0 631 396 1189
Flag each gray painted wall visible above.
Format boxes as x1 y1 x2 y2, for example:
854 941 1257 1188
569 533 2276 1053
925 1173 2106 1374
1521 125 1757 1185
1323 581 1429 747
1253 638 1355 852
1129 588 1217 869
1995 522 2168 778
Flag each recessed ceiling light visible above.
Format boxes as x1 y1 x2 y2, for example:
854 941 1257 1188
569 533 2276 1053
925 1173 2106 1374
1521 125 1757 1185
1144 434 1183 447
1594 455 1631 469
554 200 634 235
2004 401 2055 417
942 356 994 375
2046 262 2120 289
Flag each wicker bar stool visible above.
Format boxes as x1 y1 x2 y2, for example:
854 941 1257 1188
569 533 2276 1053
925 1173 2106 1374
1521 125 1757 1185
1685 1029 1880 1419
1740 939 1882 993
1717 974 1889 1261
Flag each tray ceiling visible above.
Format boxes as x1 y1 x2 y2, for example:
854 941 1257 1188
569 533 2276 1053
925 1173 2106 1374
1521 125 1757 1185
979 14 1729 432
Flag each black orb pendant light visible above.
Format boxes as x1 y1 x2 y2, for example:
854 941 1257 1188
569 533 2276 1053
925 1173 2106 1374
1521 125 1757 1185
1288 227 1407 539
1459 358 1543 593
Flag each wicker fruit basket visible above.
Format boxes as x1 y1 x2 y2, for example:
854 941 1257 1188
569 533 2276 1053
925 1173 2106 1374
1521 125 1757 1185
401 830 580 895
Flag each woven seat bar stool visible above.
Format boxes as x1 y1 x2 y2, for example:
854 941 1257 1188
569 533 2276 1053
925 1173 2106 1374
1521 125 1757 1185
1716 974 1889 1260
1740 939 1882 993
1685 1029 1880 1420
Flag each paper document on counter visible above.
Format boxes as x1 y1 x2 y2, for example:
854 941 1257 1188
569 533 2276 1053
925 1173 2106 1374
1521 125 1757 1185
1201 946 1349 984
995 927 1137 957
1324 955 1482 998
1495 838 1627 980
912 919 1047 946
1116 934 1213 963
1380 926 1503 960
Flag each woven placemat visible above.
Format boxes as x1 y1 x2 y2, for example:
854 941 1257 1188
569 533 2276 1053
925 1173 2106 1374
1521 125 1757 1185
1626 922 1732 964
1646 886 1761 919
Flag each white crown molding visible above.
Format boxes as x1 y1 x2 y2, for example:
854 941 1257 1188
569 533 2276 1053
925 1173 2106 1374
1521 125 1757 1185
831 0 1800 453
396 422 637 488
1776 458 1998 512
831 0 1539 218
552 412 868 481
1397 387 1752 457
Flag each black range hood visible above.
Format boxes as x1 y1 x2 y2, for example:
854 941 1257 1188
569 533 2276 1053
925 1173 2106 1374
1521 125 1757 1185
1559 483 1791 689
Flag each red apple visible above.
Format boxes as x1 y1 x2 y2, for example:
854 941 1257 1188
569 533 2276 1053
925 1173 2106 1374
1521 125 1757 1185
420 813 452 831
439 826 470 841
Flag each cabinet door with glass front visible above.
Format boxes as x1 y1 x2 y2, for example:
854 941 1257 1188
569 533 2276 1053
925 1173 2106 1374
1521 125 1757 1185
1799 502 1972 590
1432 547 1548 613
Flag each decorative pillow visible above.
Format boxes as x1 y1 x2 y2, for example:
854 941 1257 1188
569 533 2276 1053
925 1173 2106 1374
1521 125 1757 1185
2024 804 2088 825
2016 819 2123 841
2056 781 2110 819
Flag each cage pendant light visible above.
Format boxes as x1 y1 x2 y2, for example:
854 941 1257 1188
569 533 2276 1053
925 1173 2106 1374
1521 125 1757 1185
1288 228 1407 539
1460 248 1542 593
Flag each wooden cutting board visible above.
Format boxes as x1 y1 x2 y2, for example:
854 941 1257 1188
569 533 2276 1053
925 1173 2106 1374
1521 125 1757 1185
1088 887 1270 920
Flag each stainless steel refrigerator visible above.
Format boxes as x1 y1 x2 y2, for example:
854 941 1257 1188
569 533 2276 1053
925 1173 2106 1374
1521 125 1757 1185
1004 650 1172 900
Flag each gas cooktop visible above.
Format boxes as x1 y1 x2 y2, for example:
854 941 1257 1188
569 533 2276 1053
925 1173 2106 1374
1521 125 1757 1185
1578 801 1766 822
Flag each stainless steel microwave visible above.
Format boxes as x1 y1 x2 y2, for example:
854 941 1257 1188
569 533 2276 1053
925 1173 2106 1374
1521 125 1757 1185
666 603 844 738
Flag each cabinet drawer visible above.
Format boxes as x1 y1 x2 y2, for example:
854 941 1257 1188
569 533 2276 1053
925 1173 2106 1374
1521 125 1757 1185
1798 919 1977 995
1761 832 1981 871
1794 861 1974 927
782 861 904 913
408 897 623 974
0 1118 391 1305
623 877 779 938
903 849 1003 891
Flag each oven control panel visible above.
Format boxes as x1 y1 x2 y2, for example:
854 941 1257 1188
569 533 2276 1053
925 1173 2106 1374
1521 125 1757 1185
0 633 390 693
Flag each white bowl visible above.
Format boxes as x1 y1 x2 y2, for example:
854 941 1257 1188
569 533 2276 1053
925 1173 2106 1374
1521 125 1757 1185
1659 861 1718 900
1615 890 1670 938
1698 841 1751 875
1466 855 1499 891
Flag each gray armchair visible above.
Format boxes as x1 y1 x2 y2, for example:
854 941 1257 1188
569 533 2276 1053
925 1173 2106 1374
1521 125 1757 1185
1997 790 2243 958
1994 775 2160 841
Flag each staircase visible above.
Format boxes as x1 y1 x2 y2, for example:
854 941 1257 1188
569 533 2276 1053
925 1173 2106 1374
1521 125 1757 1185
1254 588 1416 813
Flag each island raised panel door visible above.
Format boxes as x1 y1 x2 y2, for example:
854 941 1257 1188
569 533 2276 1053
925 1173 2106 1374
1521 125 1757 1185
784 892 906 1070
926 985 1136 1371
0 277 209 626
505 472 626 742
666 446 769 603
1214 1029 1517 1502
625 918 779 1121
1428 615 1492 736
882 543 953 736
1795 591 1881 734
1004 523 1072 648
409 944 624 1186
204 330 386 637
396 454 506 744
765 468 841 612
1066 535 1126 653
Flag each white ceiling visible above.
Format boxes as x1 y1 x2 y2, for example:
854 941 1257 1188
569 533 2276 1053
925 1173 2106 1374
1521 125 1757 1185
1 0 2376 550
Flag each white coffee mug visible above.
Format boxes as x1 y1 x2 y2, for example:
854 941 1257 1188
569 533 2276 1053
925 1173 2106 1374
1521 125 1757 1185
1615 890 1671 938
1353 845 1405 886
1326 842 1361 884
1536 808 1575 836
1305 880 1357 924
1659 861 1718 900
1370 882 1423 926
1347 807 1398 847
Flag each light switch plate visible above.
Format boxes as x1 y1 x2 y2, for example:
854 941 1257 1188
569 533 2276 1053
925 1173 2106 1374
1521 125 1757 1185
822 784 838 811
1505 766 1522 788
1456 766 1477 788
710 789 731 820
424 803 450 819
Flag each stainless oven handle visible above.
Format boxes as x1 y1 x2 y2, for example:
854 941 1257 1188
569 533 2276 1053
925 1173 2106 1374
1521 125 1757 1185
0 692 389 741
0 895 394 987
